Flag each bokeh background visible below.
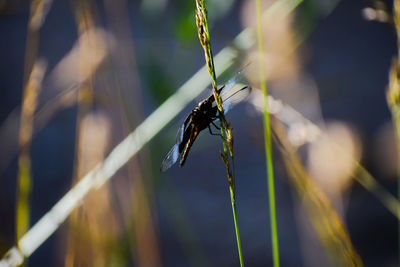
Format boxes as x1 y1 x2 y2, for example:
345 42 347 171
0 0 398 266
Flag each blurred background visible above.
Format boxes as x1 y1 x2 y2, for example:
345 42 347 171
0 0 398 266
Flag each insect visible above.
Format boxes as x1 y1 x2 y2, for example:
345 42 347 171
160 73 251 172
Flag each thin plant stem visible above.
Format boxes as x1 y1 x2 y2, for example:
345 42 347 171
390 1 400 264
255 0 280 266
195 1 244 266
16 0 53 251
229 184 244 267
393 115 400 266
16 0 46 249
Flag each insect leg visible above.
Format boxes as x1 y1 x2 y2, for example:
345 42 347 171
208 125 222 136
211 121 220 130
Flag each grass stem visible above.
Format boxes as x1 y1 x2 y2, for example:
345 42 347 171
390 1 400 264
230 188 244 267
255 0 280 266
195 1 244 265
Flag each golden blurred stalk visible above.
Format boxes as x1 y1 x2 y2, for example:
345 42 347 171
389 0 400 264
16 59 47 243
65 113 113 267
23 0 52 87
65 4 98 266
102 0 162 264
273 121 363 266
16 0 51 250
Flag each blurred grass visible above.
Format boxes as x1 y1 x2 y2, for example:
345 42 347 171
66 2 98 266
16 59 46 246
4 0 400 266
388 0 400 264
273 120 363 266
255 0 280 266
68 0 162 266
16 0 51 253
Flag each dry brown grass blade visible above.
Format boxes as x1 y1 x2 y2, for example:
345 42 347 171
272 120 363 267
65 113 116 267
16 59 47 244
65 3 98 265
16 0 52 249
103 0 162 264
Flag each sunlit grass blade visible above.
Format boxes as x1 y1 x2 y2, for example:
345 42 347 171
16 59 47 249
255 0 280 266
16 0 53 250
388 1 400 264
273 121 363 266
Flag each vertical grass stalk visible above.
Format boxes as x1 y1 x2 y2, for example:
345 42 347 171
393 109 400 266
255 0 280 266
16 60 46 250
195 1 244 266
16 0 52 250
388 59 400 265
389 1 400 264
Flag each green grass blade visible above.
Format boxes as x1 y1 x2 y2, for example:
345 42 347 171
255 0 280 266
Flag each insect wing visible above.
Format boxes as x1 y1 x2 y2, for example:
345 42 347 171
212 72 251 113
160 143 180 172
221 84 251 113
176 122 185 143
161 70 251 172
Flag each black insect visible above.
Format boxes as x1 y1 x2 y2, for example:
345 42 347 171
160 74 251 172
